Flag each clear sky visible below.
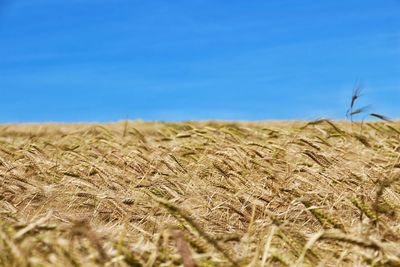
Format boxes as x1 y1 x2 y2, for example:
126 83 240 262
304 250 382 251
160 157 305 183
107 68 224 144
0 0 399 122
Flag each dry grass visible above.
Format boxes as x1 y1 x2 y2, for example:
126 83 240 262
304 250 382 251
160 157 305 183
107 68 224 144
1 120 400 266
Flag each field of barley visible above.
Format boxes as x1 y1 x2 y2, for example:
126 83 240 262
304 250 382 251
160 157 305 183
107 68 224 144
1 120 400 266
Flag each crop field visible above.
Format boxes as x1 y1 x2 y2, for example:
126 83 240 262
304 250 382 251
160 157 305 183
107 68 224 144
1 120 400 266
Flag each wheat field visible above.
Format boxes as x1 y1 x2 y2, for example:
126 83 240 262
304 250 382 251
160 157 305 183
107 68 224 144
1 120 400 266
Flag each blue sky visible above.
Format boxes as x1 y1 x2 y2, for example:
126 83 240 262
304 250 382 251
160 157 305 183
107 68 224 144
0 0 399 122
